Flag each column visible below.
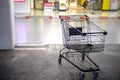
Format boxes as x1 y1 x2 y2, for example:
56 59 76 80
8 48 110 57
0 0 15 49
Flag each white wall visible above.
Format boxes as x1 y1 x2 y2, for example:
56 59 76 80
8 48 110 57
0 0 15 50
14 0 30 13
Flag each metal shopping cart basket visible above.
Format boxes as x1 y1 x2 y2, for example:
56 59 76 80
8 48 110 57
58 15 107 80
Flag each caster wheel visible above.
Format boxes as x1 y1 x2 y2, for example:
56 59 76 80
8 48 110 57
79 72 85 80
93 71 99 79
58 55 62 64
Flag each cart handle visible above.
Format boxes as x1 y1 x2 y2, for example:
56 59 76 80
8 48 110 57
80 15 89 20
59 15 89 20
59 16 70 20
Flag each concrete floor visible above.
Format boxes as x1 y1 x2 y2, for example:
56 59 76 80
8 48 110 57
0 44 120 80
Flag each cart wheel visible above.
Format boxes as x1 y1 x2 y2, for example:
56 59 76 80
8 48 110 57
79 72 85 80
81 54 85 61
93 71 99 80
58 55 62 64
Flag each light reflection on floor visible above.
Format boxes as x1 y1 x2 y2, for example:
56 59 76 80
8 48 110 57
15 17 62 45
15 10 120 45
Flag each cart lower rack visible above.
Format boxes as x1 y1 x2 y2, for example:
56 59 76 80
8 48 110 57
58 15 107 80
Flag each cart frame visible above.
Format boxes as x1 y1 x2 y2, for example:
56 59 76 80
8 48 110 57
58 15 107 80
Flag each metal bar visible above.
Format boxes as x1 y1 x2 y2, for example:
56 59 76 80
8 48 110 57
60 52 99 72
86 55 100 71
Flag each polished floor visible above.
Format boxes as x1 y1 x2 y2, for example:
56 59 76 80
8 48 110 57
15 16 62 45
15 10 120 45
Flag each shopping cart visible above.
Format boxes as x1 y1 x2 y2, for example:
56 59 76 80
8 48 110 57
58 15 107 80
